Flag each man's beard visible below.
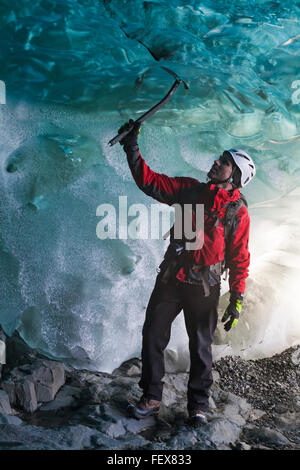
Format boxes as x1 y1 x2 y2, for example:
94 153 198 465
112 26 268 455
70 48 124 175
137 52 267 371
207 168 218 182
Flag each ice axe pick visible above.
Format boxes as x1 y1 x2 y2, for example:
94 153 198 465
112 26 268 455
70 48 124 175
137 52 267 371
108 66 189 147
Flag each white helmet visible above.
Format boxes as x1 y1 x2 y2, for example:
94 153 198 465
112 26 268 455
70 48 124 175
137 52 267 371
225 149 256 187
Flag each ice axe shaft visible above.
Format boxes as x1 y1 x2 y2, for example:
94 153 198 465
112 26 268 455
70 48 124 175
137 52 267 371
108 67 188 147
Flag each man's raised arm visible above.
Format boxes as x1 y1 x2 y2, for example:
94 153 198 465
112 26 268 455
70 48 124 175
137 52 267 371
119 121 199 206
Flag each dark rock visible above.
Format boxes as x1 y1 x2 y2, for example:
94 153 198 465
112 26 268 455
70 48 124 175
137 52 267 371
73 402 158 437
112 357 142 376
0 390 12 414
234 441 252 450
32 360 65 402
124 414 157 434
251 444 273 450
166 429 198 449
4 330 40 370
0 423 99 450
91 432 149 450
67 369 113 405
3 378 38 413
17 379 38 413
117 435 151 450
2 359 65 413
0 412 23 425
273 411 300 432
39 385 81 411
0 331 299 451
207 417 241 446
243 425 291 446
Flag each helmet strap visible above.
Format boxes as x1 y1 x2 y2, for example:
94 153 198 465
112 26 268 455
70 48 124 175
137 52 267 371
209 166 236 185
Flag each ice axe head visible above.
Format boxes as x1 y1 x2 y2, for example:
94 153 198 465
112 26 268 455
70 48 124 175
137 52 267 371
108 66 189 147
160 66 189 89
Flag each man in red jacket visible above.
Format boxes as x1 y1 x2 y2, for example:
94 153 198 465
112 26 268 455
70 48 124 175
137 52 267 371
119 121 256 426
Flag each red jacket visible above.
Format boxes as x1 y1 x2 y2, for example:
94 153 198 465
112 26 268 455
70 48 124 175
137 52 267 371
127 150 250 294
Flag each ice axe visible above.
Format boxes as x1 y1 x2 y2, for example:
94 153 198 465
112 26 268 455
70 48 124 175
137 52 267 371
108 66 189 147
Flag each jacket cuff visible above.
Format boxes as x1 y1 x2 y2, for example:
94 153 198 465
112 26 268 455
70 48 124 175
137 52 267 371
230 291 244 302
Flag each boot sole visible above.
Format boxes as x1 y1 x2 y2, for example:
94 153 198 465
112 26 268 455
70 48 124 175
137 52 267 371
127 404 160 420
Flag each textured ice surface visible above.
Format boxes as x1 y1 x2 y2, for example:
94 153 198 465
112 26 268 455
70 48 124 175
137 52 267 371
0 0 300 371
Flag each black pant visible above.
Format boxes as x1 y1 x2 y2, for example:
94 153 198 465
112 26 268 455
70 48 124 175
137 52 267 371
138 278 220 412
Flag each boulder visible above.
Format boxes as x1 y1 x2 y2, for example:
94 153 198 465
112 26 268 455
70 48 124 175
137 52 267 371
0 345 297 450
4 330 38 369
2 359 65 412
207 417 242 446
32 361 65 402
273 411 300 431
112 357 142 376
0 423 100 450
0 390 12 414
75 403 157 436
39 385 81 411
3 378 38 413
16 379 37 413
166 429 198 449
0 412 23 425
238 441 252 450
243 425 291 446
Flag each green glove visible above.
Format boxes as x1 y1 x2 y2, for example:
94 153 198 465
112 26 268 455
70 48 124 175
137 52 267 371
118 119 141 148
221 292 243 331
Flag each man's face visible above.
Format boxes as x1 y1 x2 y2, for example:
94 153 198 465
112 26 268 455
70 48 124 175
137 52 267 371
207 153 233 182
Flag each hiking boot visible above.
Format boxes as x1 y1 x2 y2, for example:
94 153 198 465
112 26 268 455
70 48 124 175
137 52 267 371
128 395 161 420
188 410 208 426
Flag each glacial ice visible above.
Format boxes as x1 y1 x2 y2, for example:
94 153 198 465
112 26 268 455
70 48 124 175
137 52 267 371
0 0 300 371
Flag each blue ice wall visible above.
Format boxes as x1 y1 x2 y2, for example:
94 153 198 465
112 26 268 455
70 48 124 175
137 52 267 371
0 1 300 370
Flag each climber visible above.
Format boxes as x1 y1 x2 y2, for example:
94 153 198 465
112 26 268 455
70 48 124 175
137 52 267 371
118 120 256 427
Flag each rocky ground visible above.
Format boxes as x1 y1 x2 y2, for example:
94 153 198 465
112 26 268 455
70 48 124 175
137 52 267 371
0 330 299 451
